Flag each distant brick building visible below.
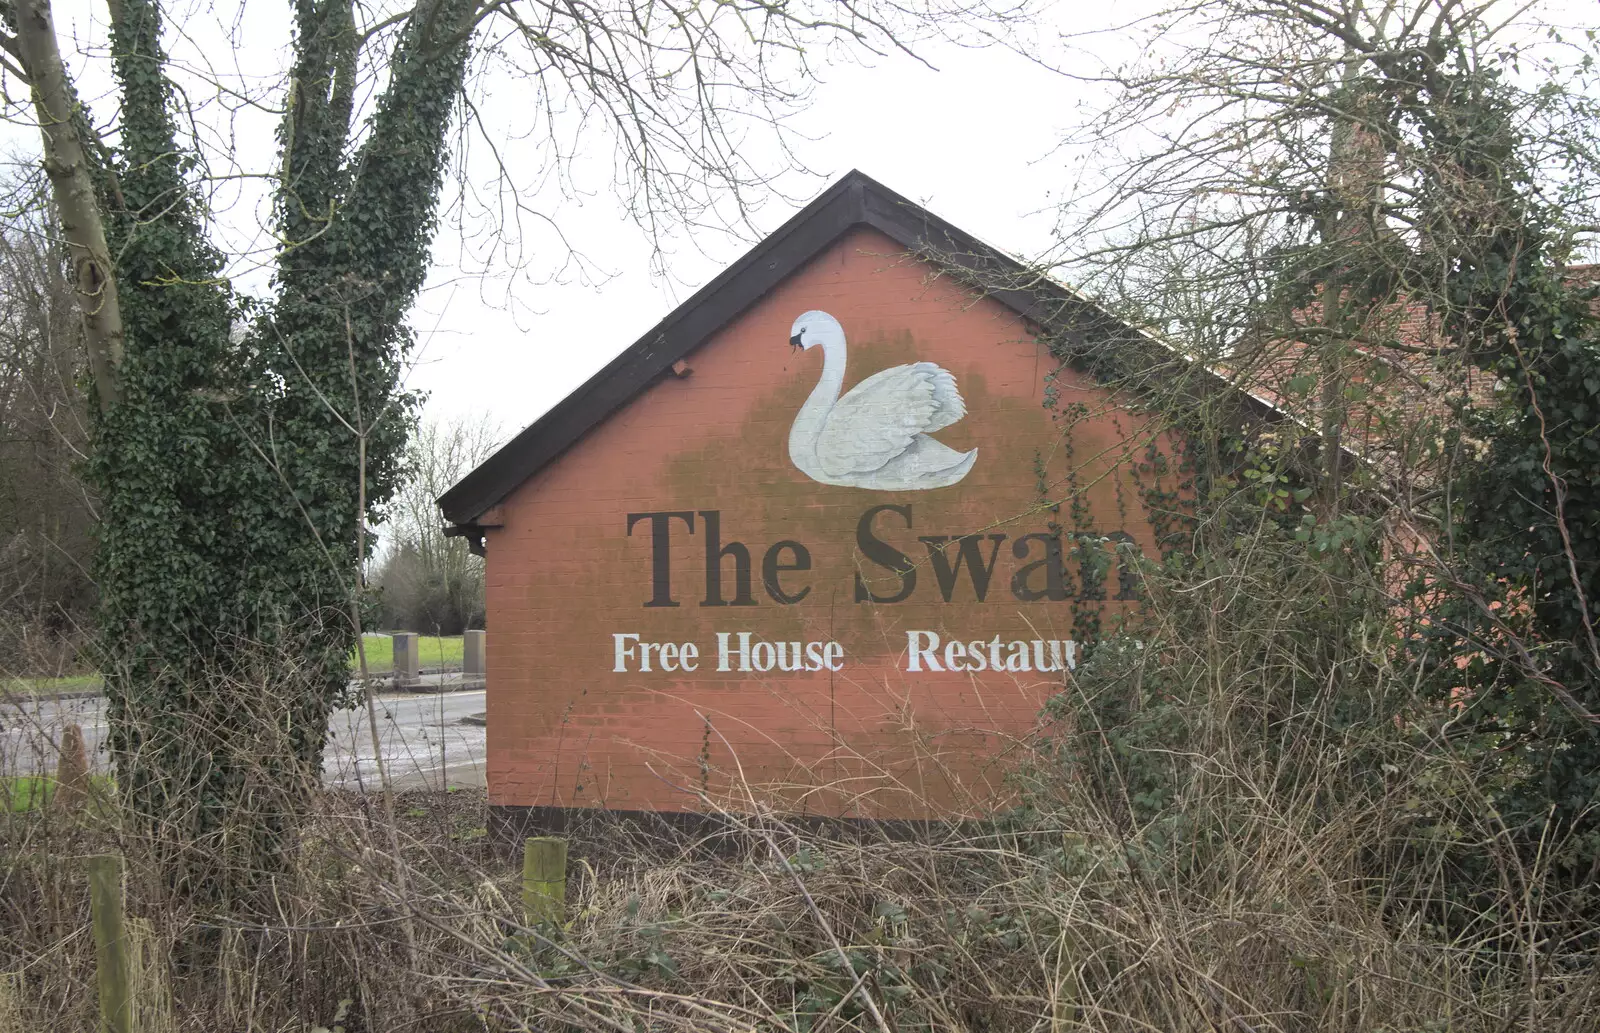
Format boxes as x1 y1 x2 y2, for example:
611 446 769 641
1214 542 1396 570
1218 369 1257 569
440 172 1200 828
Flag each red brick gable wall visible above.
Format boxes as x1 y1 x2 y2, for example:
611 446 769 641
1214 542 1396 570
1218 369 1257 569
1234 265 1599 490
1226 296 1500 493
483 226 1183 819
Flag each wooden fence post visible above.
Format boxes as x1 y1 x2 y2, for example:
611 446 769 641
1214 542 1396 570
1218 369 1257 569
0 969 22 1033
88 854 132 1033
522 837 567 925
53 723 89 815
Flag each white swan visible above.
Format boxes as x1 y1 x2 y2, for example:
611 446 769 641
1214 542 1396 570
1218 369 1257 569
786 310 978 490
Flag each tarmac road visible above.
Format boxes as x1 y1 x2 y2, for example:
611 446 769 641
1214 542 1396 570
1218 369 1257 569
1 686 487 790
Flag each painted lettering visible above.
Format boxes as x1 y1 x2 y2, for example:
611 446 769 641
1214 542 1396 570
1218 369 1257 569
630 506 1144 609
906 630 943 672
627 511 695 607
717 631 748 672
701 510 757 606
902 631 1079 674
1068 532 1144 602
1011 533 1072 601
920 534 1007 602
762 540 812 604
613 634 702 673
613 633 639 672
855 504 917 603
719 631 842 672
1105 531 1144 600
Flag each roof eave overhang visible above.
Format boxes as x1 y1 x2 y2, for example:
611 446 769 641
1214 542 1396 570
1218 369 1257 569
439 172 867 525
437 170 1280 527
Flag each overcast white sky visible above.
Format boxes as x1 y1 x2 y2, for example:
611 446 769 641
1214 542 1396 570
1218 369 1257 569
3 0 1589 446
0 0 1138 439
406 16 1112 436
410 0 1591 439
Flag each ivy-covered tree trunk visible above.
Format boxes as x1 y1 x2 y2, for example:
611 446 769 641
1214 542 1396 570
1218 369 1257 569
52 0 476 899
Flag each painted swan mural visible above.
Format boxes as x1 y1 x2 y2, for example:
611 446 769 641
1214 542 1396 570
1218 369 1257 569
787 310 978 491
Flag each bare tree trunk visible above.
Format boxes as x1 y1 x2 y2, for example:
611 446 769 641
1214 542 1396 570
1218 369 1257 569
1318 62 1387 512
11 0 123 413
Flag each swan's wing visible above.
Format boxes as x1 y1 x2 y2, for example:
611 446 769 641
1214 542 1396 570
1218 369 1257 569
816 362 967 477
911 361 967 432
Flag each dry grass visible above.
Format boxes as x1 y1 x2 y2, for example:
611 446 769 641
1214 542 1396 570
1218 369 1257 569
2 526 1596 1031
1 712 1597 1031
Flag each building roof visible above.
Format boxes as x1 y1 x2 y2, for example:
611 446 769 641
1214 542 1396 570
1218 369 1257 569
438 170 1237 528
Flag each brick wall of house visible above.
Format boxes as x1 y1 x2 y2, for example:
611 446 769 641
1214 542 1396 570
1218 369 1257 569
483 226 1182 819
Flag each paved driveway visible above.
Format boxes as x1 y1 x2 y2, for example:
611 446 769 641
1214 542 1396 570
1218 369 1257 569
1 688 486 790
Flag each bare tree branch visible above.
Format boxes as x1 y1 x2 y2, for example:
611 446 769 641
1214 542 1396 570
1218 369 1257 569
11 0 122 412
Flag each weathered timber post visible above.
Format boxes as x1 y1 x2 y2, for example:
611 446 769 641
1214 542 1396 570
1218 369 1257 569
522 837 568 925
0 969 22 1033
463 630 486 680
392 632 420 687
88 854 132 1033
53 723 89 815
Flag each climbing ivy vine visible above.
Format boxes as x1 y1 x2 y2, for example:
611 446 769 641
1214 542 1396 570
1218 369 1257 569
1414 224 1600 870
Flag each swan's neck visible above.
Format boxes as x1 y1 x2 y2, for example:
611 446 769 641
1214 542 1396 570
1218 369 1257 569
789 339 847 471
806 339 847 412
